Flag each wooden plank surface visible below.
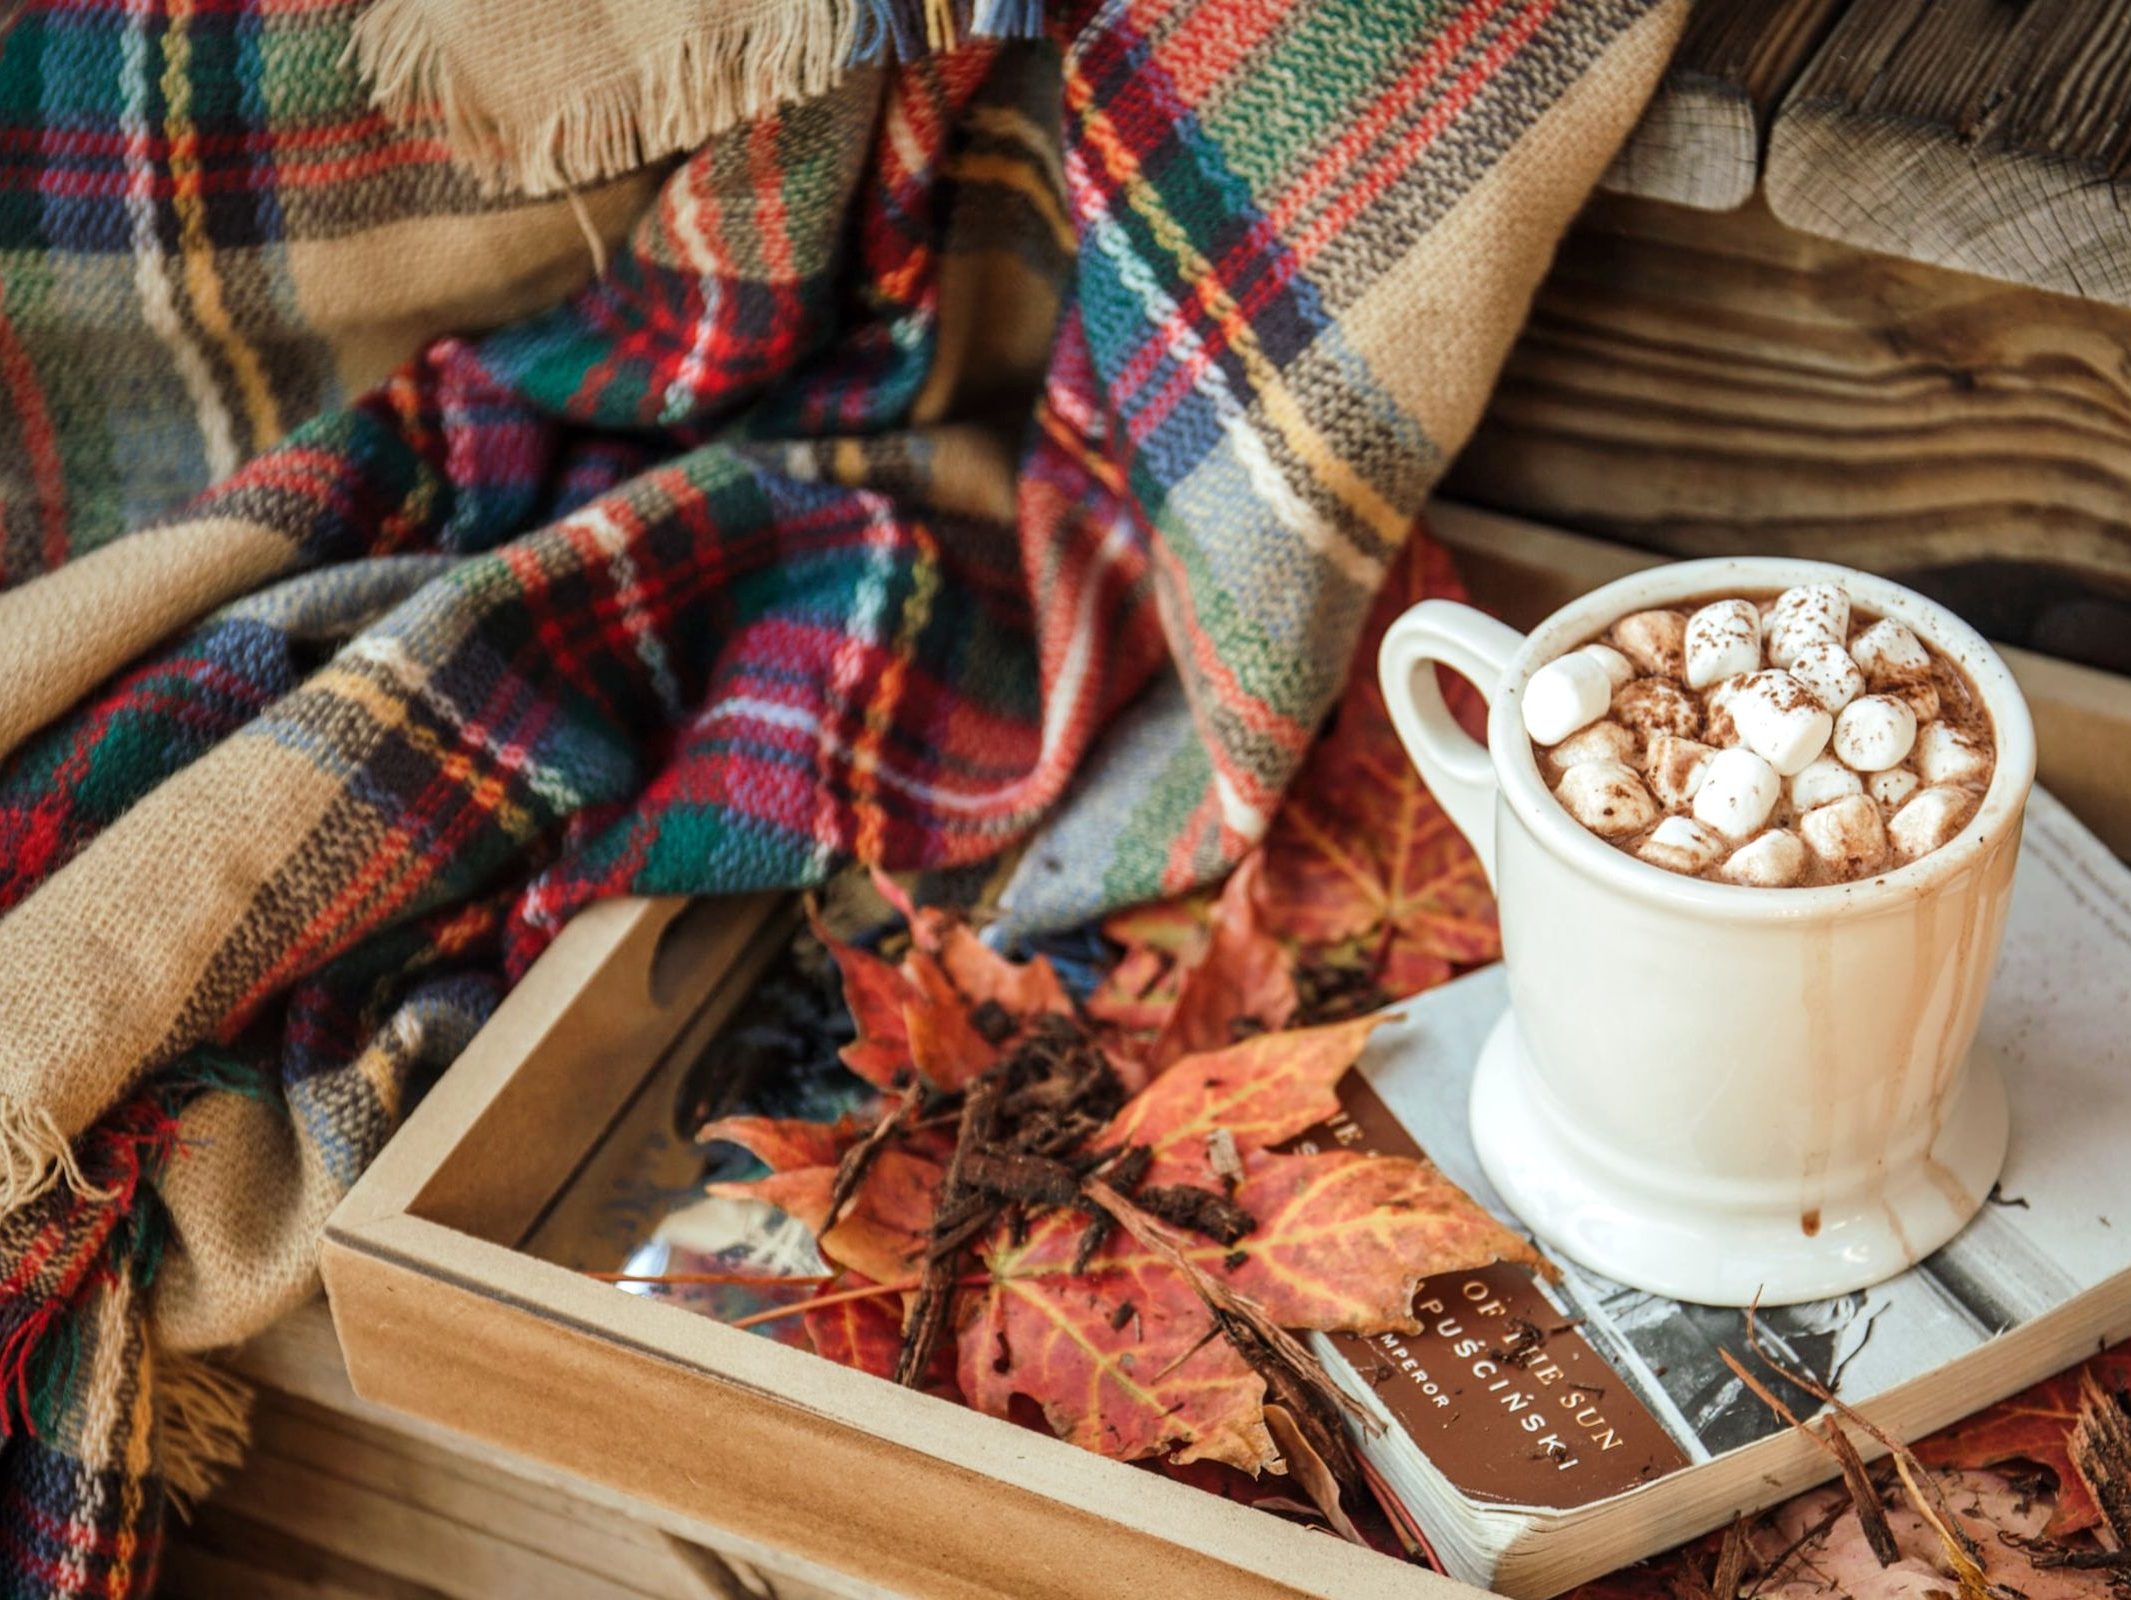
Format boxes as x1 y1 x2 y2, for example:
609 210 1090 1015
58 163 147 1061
182 1299 850 1600
1766 0 2131 303
1604 0 1852 210
1446 192 2131 675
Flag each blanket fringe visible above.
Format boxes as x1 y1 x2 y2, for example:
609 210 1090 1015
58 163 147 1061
155 1349 254 1512
0 1098 111 1214
349 0 862 198
350 0 1050 197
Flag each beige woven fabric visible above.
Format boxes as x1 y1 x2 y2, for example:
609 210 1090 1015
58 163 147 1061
353 0 863 196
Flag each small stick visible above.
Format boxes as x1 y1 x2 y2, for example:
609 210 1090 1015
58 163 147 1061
1717 1352 1899 1567
727 1273 991 1330
1741 1309 1984 1566
588 1269 833 1288
1082 1178 1379 1434
731 1277 919 1329
897 1076 999 1386
1820 1419 1901 1568
829 1081 921 1222
1711 1517 1750 1599
1746 1499 1848 1597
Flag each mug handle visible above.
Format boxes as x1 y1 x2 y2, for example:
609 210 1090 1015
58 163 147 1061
1378 600 1525 886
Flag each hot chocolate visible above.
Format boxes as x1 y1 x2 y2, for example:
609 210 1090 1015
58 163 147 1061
1521 582 1995 887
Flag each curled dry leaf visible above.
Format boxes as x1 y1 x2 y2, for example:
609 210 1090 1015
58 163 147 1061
1749 1470 2106 1600
1916 1345 2131 1537
1140 854 1298 1071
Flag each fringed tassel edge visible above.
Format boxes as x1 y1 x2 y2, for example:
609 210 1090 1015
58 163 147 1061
349 0 1049 199
0 1098 112 1214
156 1348 254 1512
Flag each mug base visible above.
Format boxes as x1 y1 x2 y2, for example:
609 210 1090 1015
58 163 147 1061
1469 1011 2010 1307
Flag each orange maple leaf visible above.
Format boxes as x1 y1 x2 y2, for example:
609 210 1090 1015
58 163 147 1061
804 1271 959 1396
957 1015 1535 1469
712 963 1533 1476
1258 532 1499 996
816 901 1075 1093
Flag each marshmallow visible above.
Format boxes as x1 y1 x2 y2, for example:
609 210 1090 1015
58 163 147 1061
1684 600 1762 690
1720 829 1807 888
1800 794 1887 876
1784 637 1866 713
1703 676 1747 747
1851 619 1932 686
1766 584 1851 666
1612 677 1702 741
1914 721 1993 788
1889 785 1976 860
1888 680 1942 723
1609 610 1688 679
1636 815 1726 876
1729 670 1833 777
1548 719 1639 770
1693 747 1781 841
1646 734 1716 807
1789 754 1864 812
1523 652 1614 745
1831 694 1917 772
1869 767 1920 811
1553 760 1659 838
1576 642 1636 691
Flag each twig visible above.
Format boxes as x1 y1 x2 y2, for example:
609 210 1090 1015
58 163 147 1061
1746 1499 1849 1597
1716 1350 1897 1569
829 1080 921 1221
1741 1309 1986 1567
897 1076 999 1385
1711 1516 1750 1599
1082 1178 1379 1434
587 1269 832 1287
1821 1419 1902 1567
731 1277 917 1329
727 1272 992 1330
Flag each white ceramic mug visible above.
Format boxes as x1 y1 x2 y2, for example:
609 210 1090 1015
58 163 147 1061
1381 558 2036 1305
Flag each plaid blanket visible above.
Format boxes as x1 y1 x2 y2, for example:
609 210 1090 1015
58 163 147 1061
0 0 1680 1592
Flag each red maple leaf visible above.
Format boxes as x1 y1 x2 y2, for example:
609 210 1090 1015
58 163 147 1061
1095 527 1498 1051
805 1272 958 1396
710 948 1535 1477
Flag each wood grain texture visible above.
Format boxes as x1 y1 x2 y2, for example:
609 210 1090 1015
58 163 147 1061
1603 0 1853 210
173 1301 848 1600
1766 0 2131 303
1446 193 2131 674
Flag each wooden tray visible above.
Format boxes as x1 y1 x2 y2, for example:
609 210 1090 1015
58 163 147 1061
323 505 2131 1600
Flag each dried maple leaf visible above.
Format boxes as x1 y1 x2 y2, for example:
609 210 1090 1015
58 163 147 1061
1140 854 1298 1072
708 906 1531 1482
959 1137 1536 1471
701 1114 943 1289
816 899 1074 1093
805 1272 958 1396
1259 532 1499 998
1100 1017 1382 1185
1915 1343 2131 1537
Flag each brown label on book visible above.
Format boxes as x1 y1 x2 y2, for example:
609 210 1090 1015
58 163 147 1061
1292 1077 1691 1509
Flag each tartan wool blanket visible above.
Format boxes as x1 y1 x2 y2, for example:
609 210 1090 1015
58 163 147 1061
0 0 1681 1591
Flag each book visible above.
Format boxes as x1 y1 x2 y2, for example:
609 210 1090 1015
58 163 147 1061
1300 784 2131 1597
